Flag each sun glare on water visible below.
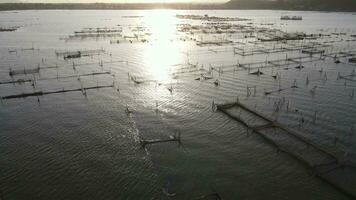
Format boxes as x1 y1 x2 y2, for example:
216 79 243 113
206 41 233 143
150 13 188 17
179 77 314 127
142 10 186 83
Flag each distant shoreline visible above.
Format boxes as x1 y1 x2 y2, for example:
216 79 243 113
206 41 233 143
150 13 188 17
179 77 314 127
0 3 220 11
0 3 356 12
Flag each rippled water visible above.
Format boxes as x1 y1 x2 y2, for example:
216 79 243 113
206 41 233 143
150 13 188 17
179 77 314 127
0 10 356 200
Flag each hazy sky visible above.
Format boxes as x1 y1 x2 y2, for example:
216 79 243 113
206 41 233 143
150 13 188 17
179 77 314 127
0 0 228 3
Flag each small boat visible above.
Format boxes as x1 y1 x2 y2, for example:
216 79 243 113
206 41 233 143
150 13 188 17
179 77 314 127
130 76 143 84
295 65 304 69
0 27 18 32
64 51 81 60
281 16 302 20
125 106 132 114
132 79 144 84
195 74 213 81
264 89 272 95
272 73 279 79
291 80 298 88
168 86 173 93
214 79 220 86
249 69 264 75
280 16 290 20
310 86 317 95
291 16 303 20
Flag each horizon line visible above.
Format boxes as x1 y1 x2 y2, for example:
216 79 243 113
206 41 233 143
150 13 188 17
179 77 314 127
0 2 225 4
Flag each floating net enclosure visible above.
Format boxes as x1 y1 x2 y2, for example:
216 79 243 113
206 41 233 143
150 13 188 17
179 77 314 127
217 101 356 199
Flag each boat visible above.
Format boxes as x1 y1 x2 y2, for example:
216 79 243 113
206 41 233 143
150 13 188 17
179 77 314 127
214 79 220 86
0 27 18 32
64 51 81 60
195 74 213 81
295 65 305 69
281 16 302 20
249 69 264 75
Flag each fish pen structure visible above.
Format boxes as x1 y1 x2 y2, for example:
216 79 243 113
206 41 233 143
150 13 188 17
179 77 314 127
216 101 356 199
0 79 32 85
196 40 235 47
233 42 329 56
176 14 250 22
74 27 122 35
1 84 114 100
208 55 325 73
1 11 356 199
9 67 40 76
62 27 123 41
55 49 105 59
0 46 120 103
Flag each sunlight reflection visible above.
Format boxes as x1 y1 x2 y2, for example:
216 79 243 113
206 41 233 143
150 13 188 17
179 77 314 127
142 10 185 83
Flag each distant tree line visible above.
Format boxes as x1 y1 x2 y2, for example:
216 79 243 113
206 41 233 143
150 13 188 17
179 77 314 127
0 0 356 12
0 3 219 11
224 0 356 11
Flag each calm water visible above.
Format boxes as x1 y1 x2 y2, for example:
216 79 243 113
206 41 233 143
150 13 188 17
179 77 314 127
0 10 356 200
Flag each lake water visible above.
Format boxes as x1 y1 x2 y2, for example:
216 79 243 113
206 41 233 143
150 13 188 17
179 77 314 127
0 9 356 200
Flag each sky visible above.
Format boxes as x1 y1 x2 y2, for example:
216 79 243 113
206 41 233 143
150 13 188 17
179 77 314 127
0 0 228 3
